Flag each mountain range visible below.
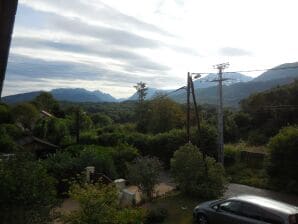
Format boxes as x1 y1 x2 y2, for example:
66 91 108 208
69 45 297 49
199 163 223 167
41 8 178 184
2 62 298 107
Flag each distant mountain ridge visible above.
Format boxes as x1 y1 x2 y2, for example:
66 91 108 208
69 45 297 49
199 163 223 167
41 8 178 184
2 88 118 104
252 62 298 82
3 62 298 107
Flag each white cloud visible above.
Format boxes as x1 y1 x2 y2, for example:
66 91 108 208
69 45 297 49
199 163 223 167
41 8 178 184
3 0 298 97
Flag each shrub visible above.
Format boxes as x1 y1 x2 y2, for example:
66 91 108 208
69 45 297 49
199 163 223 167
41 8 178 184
171 143 227 199
267 126 298 193
127 156 162 200
0 153 58 223
145 207 168 223
61 183 145 224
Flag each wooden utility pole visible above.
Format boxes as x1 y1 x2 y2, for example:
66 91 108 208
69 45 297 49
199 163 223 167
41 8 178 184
186 72 191 142
212 63 229 165
190 78 201 133
0 0 18 98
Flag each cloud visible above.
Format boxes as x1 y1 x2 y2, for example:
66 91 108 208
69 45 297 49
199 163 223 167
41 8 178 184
219 47 252 57
19 0 172 36
11 36 170 73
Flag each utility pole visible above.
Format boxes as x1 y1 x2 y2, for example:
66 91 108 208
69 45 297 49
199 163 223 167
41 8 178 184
212 63 229 165
0 0 18 99
186 72 191 143
190 77 201 133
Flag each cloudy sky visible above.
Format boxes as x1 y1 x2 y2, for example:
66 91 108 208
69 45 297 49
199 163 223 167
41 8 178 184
3 0 298 98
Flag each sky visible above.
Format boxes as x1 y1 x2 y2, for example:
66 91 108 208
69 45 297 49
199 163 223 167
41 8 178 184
3 0 298 98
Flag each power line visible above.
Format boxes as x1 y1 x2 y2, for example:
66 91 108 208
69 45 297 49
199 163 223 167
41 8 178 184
193 64 298 75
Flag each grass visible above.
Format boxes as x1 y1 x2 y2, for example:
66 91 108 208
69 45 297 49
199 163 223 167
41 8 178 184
146 192 201 224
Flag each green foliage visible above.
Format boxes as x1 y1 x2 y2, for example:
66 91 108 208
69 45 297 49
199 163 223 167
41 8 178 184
226 162 268 189
224 144 241 166
61 183 145 224
0 104 12 124
146 97 184 134
135 97 184 134
171 143 227 199
44 146 116 195
267 126 298 193
0 124 23 153
33 92 63 116
0 153 58 223
34 117 72 145
12 103 39 130
134 82 148 103
247 130 269 146
91 113 113 127
241 80 298 140
145 207 168 224
127 156 162 200
44 144 138 194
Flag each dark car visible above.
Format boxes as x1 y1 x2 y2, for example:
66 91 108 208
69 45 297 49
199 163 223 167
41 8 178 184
193 195 298 224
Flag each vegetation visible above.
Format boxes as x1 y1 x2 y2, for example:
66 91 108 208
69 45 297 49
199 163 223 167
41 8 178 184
127 156 163 200
267 126 298 193
171 144 227 199
1 79 298 223
61 183 145 224
0 153 59 224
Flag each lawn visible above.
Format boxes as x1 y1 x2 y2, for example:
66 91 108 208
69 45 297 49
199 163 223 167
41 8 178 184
146 192 202 224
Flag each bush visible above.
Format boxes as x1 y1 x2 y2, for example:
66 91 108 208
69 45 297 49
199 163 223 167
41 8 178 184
44 146 118 195
145 207 168 223
127 156 162 200
224 144 241 166
171 143 227 199
267 126 298 193
247 130 268 146
0 153 58 223
61 183 145 224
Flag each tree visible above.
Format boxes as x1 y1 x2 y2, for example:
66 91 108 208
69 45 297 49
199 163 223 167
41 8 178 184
91 113 113 127
127 156 162 200
12 103 39 130
0 153 58 223
146 96 184 134
134 82 148 103
267 126 298 193
134 82 148 133
0 103 12 124
171 143 227 199
33 92 63 116
61 183 145 224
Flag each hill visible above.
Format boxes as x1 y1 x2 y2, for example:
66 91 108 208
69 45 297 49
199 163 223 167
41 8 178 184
253 62 298 82
193 72 252 89
2 88 117 104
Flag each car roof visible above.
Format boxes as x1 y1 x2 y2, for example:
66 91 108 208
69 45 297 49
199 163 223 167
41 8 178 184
231 195 298 215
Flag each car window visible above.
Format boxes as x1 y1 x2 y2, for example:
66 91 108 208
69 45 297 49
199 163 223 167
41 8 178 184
259 208 283 224
240 203 263 221
220 201 242 214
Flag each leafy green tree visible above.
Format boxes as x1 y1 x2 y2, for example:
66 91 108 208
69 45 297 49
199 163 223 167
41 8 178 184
44 145 118 195
0 153 58 224
127 156 162 200
12 103 39 130
91 113 113 127
0 127 19 153
33 92 64 117
61 183 145 224
171 143 227 199
134 82 148 132
134 82 148 103
0 104 12 124
146 96 184 134
267 126 298 193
